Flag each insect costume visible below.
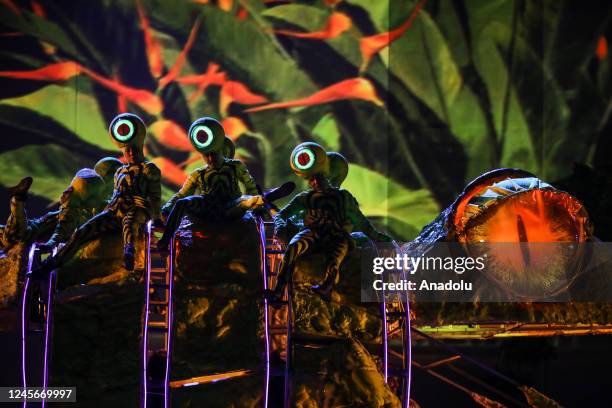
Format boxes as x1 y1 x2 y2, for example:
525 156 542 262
33 113 161 273
157 117 263 249
269 142 391 301
0 157 122 250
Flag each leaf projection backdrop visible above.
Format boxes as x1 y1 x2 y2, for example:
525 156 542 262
0 0 610 240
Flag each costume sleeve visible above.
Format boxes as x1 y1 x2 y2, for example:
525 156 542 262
145 163 162 220
343 190 392 242
46 186 80 247
161 169 199 215
274 192 306 234
236 161 259 195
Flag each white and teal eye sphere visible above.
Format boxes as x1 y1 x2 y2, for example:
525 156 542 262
289 142 329 178
190 125 214 149
293 148 316 170
112 119 135 142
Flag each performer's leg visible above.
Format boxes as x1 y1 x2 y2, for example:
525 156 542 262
30 211 60 250
157 196 205 249
38 211 120 272
225 195 264 218
1 196 28 247
311 235 351 300
122 208 149 270
1 177 36 248
270 228 318 298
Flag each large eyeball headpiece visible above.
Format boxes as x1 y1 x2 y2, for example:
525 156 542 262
109 113 146 148
290 142 329 179
189 117 226 154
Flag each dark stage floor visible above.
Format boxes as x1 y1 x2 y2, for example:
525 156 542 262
1 310 611 408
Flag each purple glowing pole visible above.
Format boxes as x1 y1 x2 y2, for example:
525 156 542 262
164 235 174 407
41 270 54 408
21 243 56 408
381 298 389 381
375 240 389 383
142 220 173 408
142 220 152 408
21 243 37 393
283 285 292 408
20 243 35 393
20 256 31 408
41 246 59 408
256 218 271 408
395 241 412 408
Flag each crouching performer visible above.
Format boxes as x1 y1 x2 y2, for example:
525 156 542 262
266 142 392 302
156 117 264 250
32 113 161 275
0 157 122 251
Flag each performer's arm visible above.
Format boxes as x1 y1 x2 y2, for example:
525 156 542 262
274 192 306 234
236 161 259 195
161 169 199 215
46 186 80 247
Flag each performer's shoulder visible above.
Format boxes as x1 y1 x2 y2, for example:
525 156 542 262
338 188 356 201
189 166 206 175
142 160 161 175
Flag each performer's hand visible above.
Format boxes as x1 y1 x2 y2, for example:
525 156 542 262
249 195 265 208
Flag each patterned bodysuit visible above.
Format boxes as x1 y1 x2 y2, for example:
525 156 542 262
162 158 260 238
274 186 389 292
1 169 109 249
48 161 161 267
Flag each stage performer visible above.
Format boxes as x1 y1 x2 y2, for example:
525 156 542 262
1 157 122 251
156 117 266 250
266 142 391 302
31 113 161 274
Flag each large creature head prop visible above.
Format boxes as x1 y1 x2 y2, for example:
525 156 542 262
188 117 227 155
109 113 147 149
290 142 329 179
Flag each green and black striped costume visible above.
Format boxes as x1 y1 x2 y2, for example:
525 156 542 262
273 186 389 292
1 168 110 249
47 161 161 267
161 158 261 237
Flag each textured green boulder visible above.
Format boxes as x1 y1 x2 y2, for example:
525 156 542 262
286 239 401 407
292 248 382 342
291 338 401 408
170 213 264 406
0 243 26 308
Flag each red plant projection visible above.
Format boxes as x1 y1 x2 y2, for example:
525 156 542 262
1 0 608 242
0 0 396 190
